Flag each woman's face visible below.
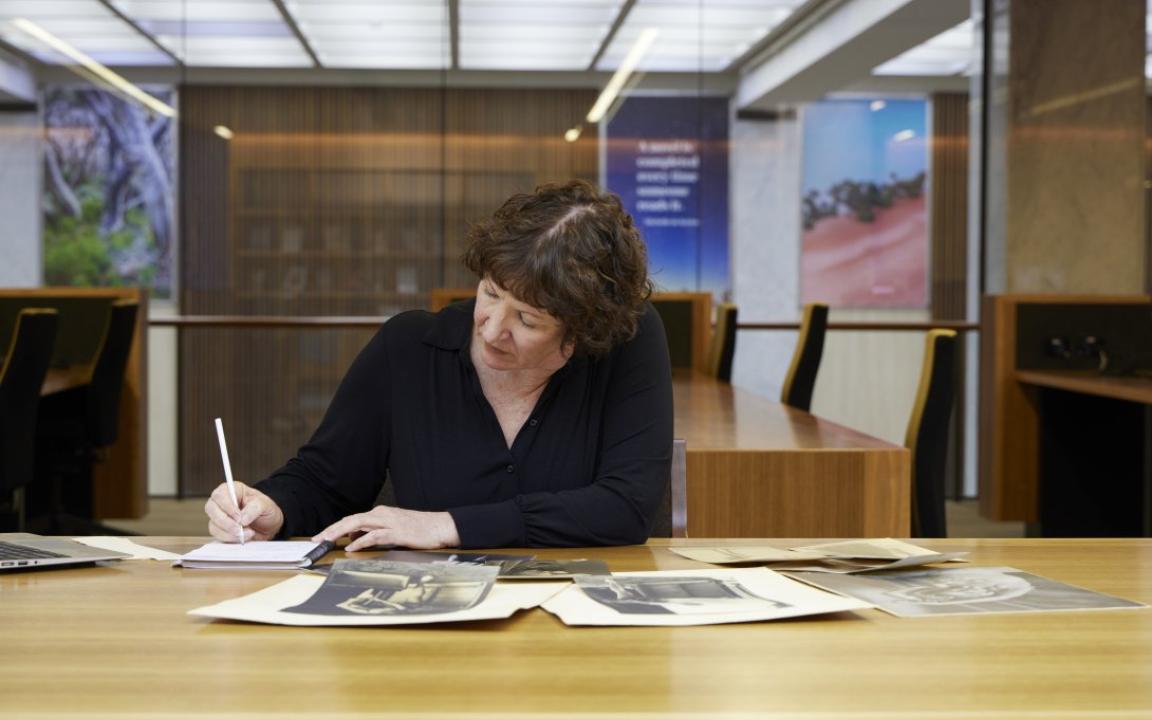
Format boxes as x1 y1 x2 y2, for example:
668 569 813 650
473 278 572 373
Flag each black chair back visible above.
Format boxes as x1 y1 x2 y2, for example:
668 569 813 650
707 304 739 383
85 301 138 448
905 329 957 537
650 438 687 539
0 309 59 503
780 303 828 412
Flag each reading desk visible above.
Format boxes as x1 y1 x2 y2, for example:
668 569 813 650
2 537 1149 718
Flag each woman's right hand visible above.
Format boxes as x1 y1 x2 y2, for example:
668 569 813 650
204 481 285 542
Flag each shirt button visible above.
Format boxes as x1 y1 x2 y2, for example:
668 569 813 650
506 464 515 473
528 418 539 426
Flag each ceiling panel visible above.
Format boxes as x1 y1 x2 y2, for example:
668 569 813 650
288 0 447 69
872 19 973 77
459 0 618 71
0 0 175 65
112 0 311 66
596 0 804 73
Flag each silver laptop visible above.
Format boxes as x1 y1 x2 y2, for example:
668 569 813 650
0 533 130 570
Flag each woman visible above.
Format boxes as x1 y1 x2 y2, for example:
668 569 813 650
204 180 673 549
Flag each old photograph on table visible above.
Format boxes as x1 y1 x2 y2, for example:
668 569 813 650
542 568 872 626
500 558 610 580
188 564 564 626
284 560 497 616
786 566 1147 617
376 550 535 574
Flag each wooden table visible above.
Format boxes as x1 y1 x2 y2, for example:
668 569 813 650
2 537 1150 719
673 373 910 537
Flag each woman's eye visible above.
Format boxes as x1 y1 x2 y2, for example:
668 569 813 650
519 314 536 328
484 288 498 298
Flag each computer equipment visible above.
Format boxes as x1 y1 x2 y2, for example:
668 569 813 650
0 533 129 570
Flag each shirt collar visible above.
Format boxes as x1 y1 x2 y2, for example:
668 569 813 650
423 298 475 351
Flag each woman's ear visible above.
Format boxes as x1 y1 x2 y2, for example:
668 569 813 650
561 339 576 361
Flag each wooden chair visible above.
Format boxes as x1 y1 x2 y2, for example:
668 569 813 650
650 438 688 538
705 303 738 383
780 303 828 412
34 301 139 528
0 309 59 531
905 329 958 538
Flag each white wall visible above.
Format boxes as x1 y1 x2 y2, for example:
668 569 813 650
0 112 42 286
728 101 928 449
147 314 178 496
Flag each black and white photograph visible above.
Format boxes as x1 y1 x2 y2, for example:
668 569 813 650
500 558 610 580
786 566 1148 617
378 550 535 574
284 560 498 617
542 569 872 627
576 574 789 615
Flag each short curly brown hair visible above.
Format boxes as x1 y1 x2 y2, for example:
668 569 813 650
463 180 652 357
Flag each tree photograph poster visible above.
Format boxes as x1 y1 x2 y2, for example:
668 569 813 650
42 86 176 297
800 98 928 308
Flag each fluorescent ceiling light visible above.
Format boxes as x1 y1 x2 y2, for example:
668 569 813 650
893 129 915 142
213 125 233 140
10 17 176 116
586 27 658 123
564 126 582 142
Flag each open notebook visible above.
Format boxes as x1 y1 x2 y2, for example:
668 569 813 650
174 540 333 570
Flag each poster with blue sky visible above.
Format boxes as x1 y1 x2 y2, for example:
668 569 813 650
801 98 928 308
604 95 729 298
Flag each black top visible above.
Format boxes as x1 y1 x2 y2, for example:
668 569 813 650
257 299 674 548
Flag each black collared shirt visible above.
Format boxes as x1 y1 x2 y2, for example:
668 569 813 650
257 299 673 548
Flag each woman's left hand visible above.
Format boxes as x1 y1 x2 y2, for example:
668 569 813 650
312 506 461 551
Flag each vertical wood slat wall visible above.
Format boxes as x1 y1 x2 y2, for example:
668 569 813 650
179 86 598 495
930 92 971 499
930 92 969 321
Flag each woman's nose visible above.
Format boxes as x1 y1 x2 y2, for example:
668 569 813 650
481 308 510 340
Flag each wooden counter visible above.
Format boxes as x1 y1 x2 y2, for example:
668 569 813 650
2 537 1149 719
673 373 910 537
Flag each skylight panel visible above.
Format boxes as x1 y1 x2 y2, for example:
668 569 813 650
596 0 798 72
459 0 619 71
286 0 448 70
0 0 177 65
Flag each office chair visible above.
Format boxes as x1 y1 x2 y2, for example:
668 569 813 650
0 309 59 531
780 303 829 412
905 329 957 538
650 438 688 538
705 303 739 383
34 300 138 529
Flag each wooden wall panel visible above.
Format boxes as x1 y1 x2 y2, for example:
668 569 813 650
930 93 969 322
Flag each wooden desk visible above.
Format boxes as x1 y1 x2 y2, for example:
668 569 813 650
673 373 910 537
1016 370 1152 536
2 538 1149 719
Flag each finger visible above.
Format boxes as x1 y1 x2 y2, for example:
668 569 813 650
207 514 240 542
313 513 381 543
208 484 242 523
345 528 394 552
205 496 241 535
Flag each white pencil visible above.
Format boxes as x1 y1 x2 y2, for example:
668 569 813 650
213 417 246 545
